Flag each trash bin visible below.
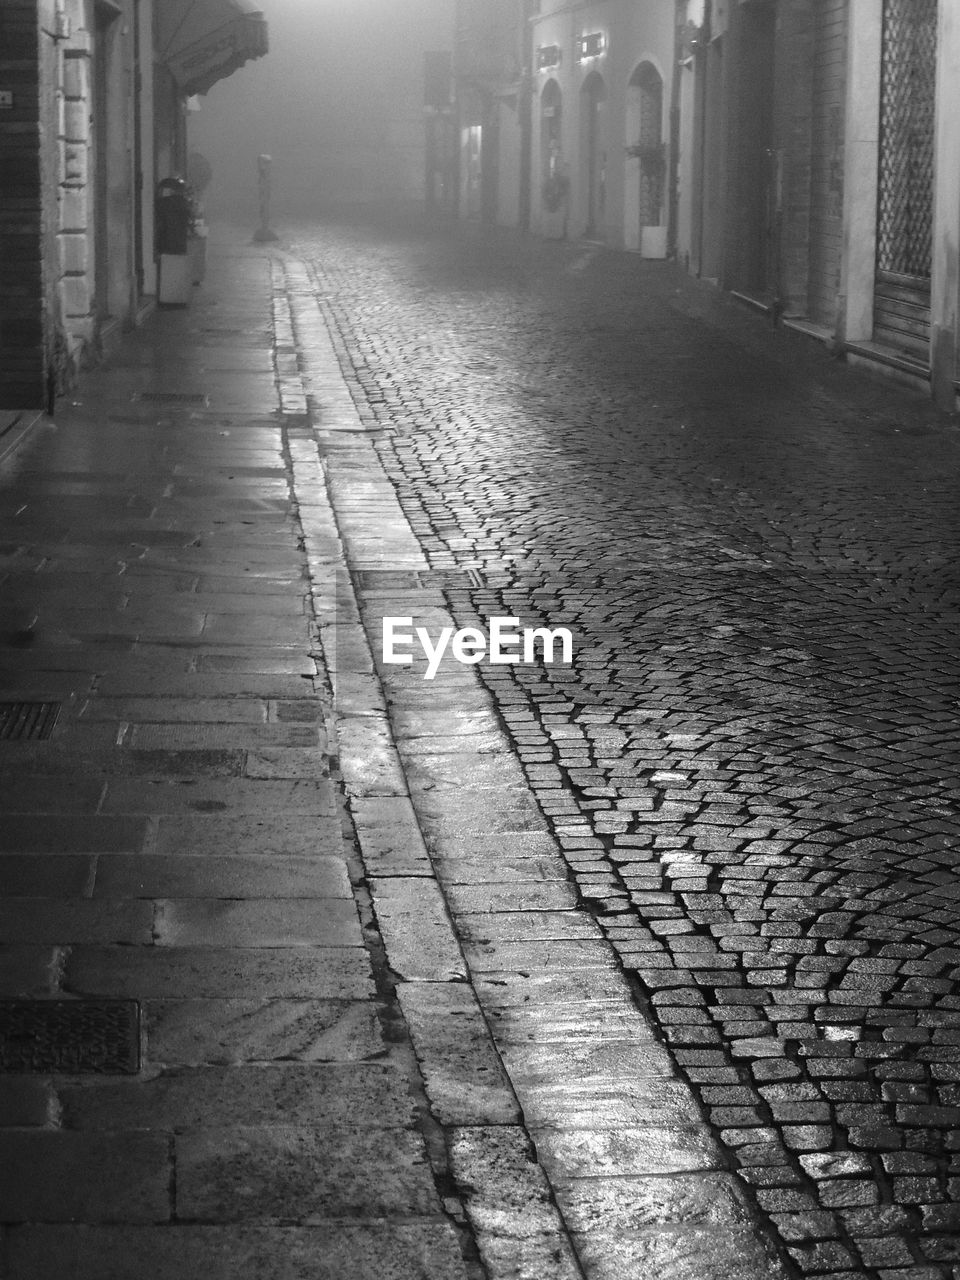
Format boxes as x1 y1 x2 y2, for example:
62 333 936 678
155 177 192 307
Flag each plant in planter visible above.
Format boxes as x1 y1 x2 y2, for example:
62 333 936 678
625 141 666 173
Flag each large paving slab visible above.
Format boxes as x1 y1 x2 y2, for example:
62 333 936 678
142 998 382 1065
63 944 375 999
2 1223 471 1280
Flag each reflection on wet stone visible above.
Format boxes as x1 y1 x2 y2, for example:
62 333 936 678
297 220 960 1280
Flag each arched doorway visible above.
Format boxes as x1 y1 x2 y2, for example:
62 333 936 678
627 62 664 242
540 80 566 231
580 72 606 238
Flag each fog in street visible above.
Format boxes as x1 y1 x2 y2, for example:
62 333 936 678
188 0 454 222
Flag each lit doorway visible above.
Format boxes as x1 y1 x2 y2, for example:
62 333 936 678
626 61 665 255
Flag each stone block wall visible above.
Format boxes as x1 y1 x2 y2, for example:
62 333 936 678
0 0 44 408
1 0 158 409
0 0 104 407
775 0 816 317
59 0 97 363
774 0 848 326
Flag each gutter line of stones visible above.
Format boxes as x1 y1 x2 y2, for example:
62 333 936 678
272 257 586 1280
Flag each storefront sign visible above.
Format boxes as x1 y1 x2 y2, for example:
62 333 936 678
536 44 561 71
576 31 605 61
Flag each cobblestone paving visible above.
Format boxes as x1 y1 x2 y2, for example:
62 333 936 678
291 216 960 1280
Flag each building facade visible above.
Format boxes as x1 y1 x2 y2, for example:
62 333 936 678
453 0 677 252
458 0 960 406
0 0 267 411
674 0 960 405
1 0 52 409
454 0 529 226
843 0 960 406
452 0 677 251
529 0 677 252
1 0 160 409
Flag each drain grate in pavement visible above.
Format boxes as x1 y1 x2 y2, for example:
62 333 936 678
0 1000 141 1074
0 701 61 740
353 570 423 591
418 569 487 588
353 569 487 592
134 392 208 405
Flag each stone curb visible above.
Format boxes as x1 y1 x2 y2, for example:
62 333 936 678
278 257 589 1280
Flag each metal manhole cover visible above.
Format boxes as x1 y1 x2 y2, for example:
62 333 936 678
0 1000 141 1074
0 702 61 740
134 392 208 405
352 569 488 591
417 569 486 588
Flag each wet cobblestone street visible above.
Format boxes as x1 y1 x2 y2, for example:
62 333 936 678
292 216 960 1279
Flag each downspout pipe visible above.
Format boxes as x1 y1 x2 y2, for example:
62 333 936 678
518 0 534 232
667 0 683 259
695 0 712 276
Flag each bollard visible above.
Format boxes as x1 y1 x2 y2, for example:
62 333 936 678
252 153 279 243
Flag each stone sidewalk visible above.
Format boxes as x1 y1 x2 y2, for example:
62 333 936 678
0 231 783 1280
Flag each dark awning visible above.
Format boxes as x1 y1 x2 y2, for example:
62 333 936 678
157 0 268 97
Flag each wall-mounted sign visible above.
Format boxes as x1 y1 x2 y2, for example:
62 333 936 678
536 44 561 71
576 31 606 61
0 91 13 110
